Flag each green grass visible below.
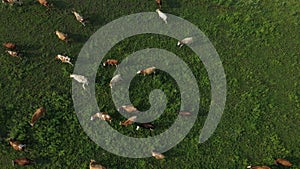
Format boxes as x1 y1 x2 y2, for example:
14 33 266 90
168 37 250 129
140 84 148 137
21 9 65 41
0 0 299 168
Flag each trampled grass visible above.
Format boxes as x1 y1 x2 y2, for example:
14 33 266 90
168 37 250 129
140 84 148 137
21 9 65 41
0 0 299 168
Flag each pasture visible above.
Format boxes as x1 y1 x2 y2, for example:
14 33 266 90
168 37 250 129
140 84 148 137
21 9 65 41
0 0 299 168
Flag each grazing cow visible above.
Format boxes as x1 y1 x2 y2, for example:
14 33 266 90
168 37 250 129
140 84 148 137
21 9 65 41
136 122 154 131
6 50 21 58
119 116 137 126
137 66 156 75
179 111 192 116
247 165 271 169
103 59 118 67
156 0 162 9
37 0 50 7
55 30 68 42
152 151 165 160
118 105 138 113
2 0 22 5
90 159 106 169
72 11 86 26
109 74 122 88
3 42 16 49
9 139 26 151
30 107 46 127
274 158 292 167
90 112 112 123
12 158 33 166
156 9 167 24
70 74 89 90
177 37 193 48
55 54 73 66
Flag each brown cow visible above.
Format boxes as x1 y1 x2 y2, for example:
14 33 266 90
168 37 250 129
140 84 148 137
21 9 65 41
12 158 33 166
37 0 50 7
137 66 156 75
30 107 46 127
89 159 106 169
103 59 118 67
9 139 26 151
3 42 16 49
119 116 137 126
274 158 292 167
156 0 162 9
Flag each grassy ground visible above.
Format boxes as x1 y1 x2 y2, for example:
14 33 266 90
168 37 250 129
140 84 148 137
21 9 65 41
0 0 299 168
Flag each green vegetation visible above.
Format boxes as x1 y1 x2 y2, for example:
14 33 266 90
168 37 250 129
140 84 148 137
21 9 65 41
0 0 299 168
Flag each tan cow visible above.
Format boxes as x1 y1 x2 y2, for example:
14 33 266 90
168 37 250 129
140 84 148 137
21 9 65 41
30 107 46 127
118 105 138 113
72 10 86 26
9 139 26 151
152 151 165 160
137 67 156 75
89 160 106 169
90 112 112 123
55 30 68 42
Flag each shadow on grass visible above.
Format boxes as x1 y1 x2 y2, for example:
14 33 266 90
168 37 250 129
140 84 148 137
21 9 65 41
88 14 107 29
51 0 72 10
166 0 181 8
68 33 89 43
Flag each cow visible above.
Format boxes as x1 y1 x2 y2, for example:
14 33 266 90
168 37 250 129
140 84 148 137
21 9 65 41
247 165 271 169
136 122 155 131
156 0 162 9
9 139 26 151
12 158 33 166
103 59 118 67
55 54 73 66
177 37 193 48
90 112 112 123
3 42 16 49
6 50 21 58
37 0 51 7
274 158 292 167
89 159 106 169
118 105 138 113
70 74 89 90
72 10 86 26
152 151 165 159
109 74 122 88
156 9 167 24
119 116 137 126
55 30 68 42
137 66 156 75
30 107 46 127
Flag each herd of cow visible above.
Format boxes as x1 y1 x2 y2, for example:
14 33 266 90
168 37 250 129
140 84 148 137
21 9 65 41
2 0 294 168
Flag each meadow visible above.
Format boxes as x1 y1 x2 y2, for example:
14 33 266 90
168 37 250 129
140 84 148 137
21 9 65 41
0 0 299 168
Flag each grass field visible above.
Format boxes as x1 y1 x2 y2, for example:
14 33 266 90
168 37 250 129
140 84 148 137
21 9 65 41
0 0 299 168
